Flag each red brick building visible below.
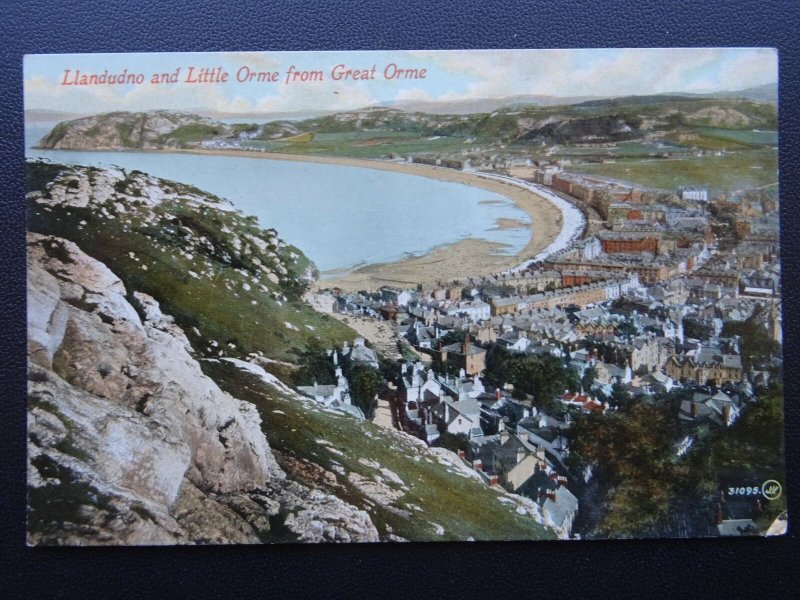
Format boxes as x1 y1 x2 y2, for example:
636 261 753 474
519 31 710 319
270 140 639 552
551 174 573 195
599 234 660 254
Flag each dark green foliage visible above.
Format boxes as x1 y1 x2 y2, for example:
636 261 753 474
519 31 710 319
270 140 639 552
349 366 381 419
571 401 680 537
159 124 224 147
580 365 597 392
231 123 259 134
437 432 470 455
293 342 337 386
683 317 713 341
440 330 466 346
722 307 780 369
508 354 574 402
570 382 785 538
609 382 632 410
615 320 639 337
25 161 64 190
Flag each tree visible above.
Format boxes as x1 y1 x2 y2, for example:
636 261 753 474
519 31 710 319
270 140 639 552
349 366 382 419
440 330 467 346
571 403 680 537
509 355 571 403
581 365 597 392
615 320 638 338
437 432 470 455
609 382 631 409
722 310 780 370
294 342 336 386
483 343 514 388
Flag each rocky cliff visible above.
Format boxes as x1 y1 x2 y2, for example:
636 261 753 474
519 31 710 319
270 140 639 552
26 161 557 544
37 110 230 150
27 232 379 544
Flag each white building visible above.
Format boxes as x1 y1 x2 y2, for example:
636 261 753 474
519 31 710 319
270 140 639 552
680 188 708 202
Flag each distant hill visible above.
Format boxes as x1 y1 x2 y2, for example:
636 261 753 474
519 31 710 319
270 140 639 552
684 83 777 104
36 110 231 150
38 93 778 153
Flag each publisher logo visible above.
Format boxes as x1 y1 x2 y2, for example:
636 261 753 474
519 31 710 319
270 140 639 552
761 480 782 501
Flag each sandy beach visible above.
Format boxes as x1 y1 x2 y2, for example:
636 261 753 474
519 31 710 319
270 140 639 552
177 148 566 291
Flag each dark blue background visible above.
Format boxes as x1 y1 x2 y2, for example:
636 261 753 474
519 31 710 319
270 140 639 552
1 1 797 597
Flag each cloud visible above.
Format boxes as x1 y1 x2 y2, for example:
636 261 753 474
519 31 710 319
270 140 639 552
25 72 256 114
394 88 436 103
24 49 778 117
410 48 777 100
254 79 379 113
716 49 777 90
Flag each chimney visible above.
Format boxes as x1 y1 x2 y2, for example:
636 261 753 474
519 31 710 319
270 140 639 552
490 474 500 486
516 447 526 464
457 449 466 460
691 402 697 418
500 429 510 445
722 404 731 425
462 334 470 354
473 458 484 471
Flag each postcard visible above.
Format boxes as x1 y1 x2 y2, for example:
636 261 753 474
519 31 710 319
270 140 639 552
24 48 785 544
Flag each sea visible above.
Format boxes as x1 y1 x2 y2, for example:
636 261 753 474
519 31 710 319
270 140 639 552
25 124 531 274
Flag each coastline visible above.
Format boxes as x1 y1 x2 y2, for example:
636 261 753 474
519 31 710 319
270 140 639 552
174 149 567 290
32 145 574 290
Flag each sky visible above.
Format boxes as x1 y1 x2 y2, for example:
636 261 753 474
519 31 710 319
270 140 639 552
24 48 778 116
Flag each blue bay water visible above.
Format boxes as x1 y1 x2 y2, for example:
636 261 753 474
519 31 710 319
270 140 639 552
25 124 530 273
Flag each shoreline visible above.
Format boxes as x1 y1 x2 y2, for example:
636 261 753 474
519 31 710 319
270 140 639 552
175 149 568 290
34 146 578 291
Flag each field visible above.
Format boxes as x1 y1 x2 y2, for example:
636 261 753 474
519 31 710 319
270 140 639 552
696 128 778 146
244 131 471 159
565 148 778 191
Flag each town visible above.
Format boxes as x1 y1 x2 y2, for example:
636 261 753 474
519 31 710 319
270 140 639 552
301 159 783 539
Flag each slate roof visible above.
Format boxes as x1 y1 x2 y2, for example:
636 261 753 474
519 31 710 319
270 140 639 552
451 399 481 418
492 436 528 473
442 342 485 356
543 485 579 530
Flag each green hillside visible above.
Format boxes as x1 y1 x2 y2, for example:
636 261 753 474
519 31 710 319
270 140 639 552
206 359 556 541
26 160 557 542
26 161 353 362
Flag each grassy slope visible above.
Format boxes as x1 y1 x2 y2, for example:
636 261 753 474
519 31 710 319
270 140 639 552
26 162 353 362
26 161 556 541
206 359 556 541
